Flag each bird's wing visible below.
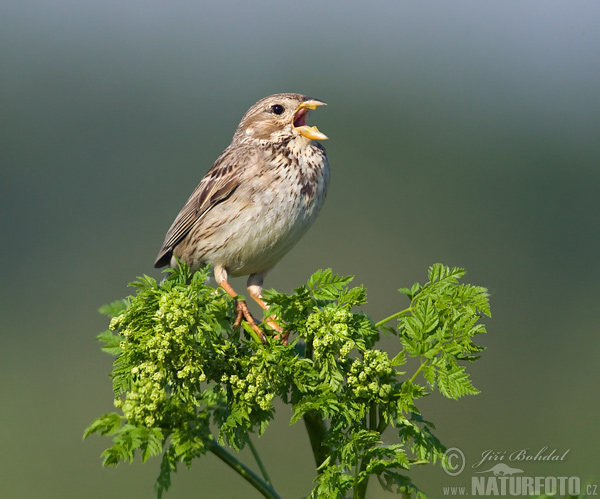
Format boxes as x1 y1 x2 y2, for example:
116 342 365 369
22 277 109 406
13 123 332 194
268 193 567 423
154 146 249 267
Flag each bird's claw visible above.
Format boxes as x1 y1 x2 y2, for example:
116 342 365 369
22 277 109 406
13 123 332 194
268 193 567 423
263 315 289 345
232 301 290 344
273 332 290 345
234 300 266 343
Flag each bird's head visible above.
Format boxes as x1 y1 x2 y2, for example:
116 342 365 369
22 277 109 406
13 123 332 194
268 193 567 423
235 93 328 143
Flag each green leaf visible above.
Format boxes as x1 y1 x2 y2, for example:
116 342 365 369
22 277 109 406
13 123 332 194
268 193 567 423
306 269 354 300
96 329 122 355
83 412 122 439
412 298 439 335
86 262 490 499
99 299 129 318
156 447 177 499
437 365 480 399
141 428 164 462
390 350 407 367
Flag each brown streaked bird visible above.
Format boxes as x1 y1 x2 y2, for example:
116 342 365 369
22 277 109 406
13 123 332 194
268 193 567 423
154 93 329 341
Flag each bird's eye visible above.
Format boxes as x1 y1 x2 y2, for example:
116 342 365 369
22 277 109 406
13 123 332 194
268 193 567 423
271 104 285 115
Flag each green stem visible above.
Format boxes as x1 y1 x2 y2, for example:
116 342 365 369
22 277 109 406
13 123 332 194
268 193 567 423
247 436 273 487
354 403 380 499
377 417 389 434
409 344 445 384
302 335 331 473
353 456 370 499
303 410 330 472
352 439 359 498
354 478 370 499
209 439 281 499
305 335 314 361
369 402 377 431
409 358 429 384
374 307 412 328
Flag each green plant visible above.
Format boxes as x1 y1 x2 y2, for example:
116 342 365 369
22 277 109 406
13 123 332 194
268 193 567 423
85 262 490 498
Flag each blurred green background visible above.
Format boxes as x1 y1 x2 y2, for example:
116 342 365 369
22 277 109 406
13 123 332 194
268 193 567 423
2 1 599 497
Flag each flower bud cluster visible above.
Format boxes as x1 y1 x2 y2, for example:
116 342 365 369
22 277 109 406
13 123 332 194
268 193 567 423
306 308 356 361
118 361 165 427
221 364 275 412
154 291 195 336
347 349 394 401
110 288 208 427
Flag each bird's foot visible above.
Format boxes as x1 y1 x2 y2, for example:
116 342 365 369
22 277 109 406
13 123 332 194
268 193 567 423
264 315 289 345
274 332 290 345
232 303 289 344
233 300 266 343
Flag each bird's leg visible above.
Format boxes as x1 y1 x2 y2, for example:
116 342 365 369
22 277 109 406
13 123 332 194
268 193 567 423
247 274 289 344
231 301 245 328
215 268 266 343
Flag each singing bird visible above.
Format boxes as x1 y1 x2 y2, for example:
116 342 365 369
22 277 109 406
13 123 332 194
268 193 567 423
154 93 329 340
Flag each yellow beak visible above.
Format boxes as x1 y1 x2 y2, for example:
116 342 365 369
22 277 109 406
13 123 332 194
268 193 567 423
294 99 328 141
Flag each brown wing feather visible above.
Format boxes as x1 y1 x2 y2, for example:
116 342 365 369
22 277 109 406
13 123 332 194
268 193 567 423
154 146 247 267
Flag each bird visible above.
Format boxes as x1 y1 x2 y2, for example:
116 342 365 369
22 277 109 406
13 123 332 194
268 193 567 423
154 93 329 341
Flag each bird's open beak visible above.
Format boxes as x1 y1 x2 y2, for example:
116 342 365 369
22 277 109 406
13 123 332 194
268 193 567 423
293 100 328 141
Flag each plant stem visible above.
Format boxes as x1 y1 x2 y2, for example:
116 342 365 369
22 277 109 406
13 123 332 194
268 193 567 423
302 335 332 474
409 344 444 384
352 402 381 499
374 307 412 328
303 410 330 472
369 402 377 431
354 476 370 499
209 439 281 499
353 457 370 499
247 436 273 487
377 417 388 434
409 358 429 384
